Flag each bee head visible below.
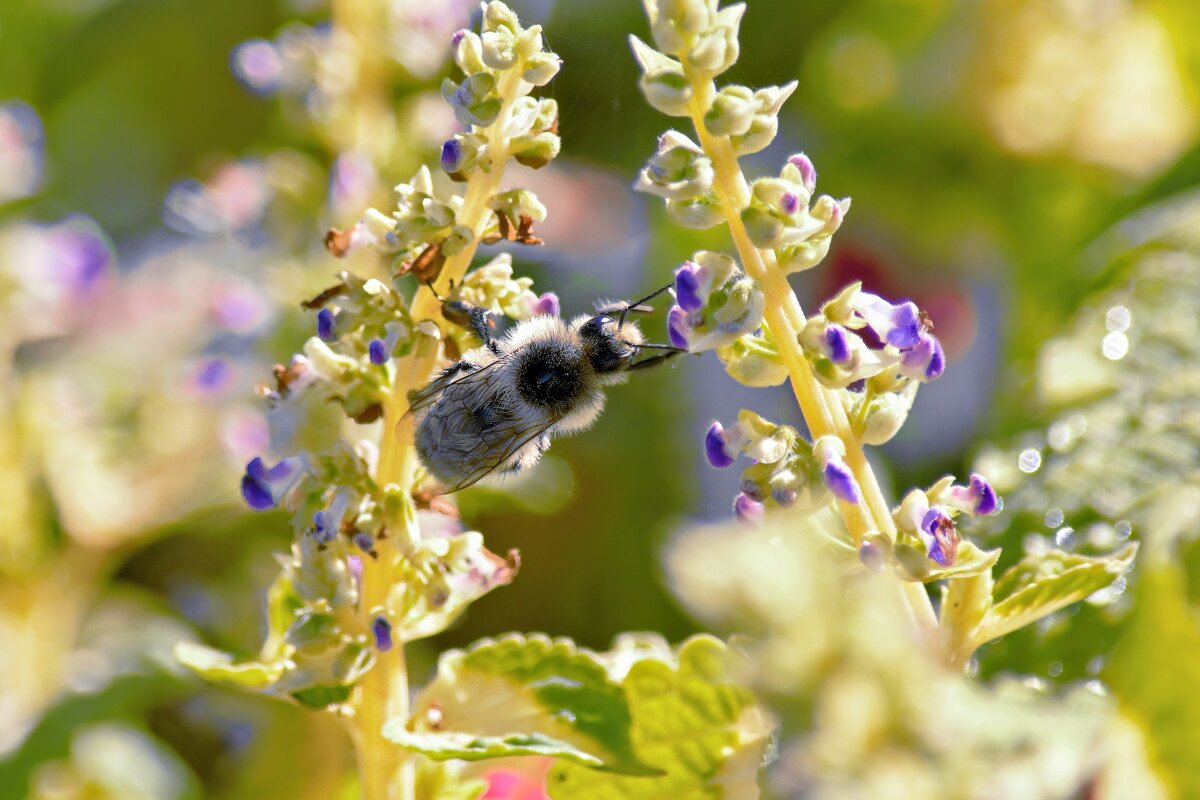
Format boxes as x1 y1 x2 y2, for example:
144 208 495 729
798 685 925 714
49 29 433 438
578 314 642 373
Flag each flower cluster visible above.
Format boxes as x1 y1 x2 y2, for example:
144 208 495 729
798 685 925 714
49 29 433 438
797 281 946 443
704 410 861 521
629 0 997 585
185 3 565 772
743 154 850 274
892 474 1000 568
328 11 560 274
800 281 945 389
666 251 763 352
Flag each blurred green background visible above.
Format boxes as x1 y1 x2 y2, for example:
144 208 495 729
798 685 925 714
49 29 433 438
3 0 1199 797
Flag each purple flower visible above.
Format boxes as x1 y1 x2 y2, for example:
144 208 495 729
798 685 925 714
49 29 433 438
667 306 690 349
193 357 234 394
674 262 703 312
353 532 375 554
317 308 336 341
241 456 300 511
824 325 851 364
312 511 337 543
734 492 764 524
451 29 467 48
372 616 393 651
899 332 945 382
42 221 112 296
788 153 816 195
705 422 736 468
440 138 464 173
814 436 861 504
946 473 999 516
211 282 268 332
531 292 560 317
368 338 389 365
823 461 861 503
857 294 921 349
921 507 958 566
231 39 282 94
312 491 348 542
780 191 800 216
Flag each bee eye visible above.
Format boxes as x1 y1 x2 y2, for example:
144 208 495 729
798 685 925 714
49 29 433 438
587 315 613 331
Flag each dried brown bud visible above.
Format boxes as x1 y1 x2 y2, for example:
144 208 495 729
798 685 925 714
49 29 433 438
324 226 353 257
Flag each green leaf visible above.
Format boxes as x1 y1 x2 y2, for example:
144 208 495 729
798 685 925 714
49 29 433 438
1106 563 1200 798
262 573 302 661
174 642 286 690
291 685 354 709
973 544 1137 648
385 634 657 775
548 635 771 800
895 540 1001 583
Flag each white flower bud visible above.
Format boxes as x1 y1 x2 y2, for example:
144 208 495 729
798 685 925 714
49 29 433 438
741 206 784 248
483 1 519 33
534 98 558 131
704 85 756 136
633 131 714 200
489 188 548 223
303 337 357 382
516 25 544 60
777 238 833 274
665 194 723 229
730 115 777 156
481 28 517 70
522 51 561 86
630 36 692 117
728 82 796 155
648 0 716 52
510 131 560 168
505 96 541 138
717 327 788 387
686 3 743 74
845 381 919 446
452 30 486 75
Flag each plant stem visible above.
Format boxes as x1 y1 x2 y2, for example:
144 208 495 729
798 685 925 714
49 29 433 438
684 75 939 636
352 67 528 800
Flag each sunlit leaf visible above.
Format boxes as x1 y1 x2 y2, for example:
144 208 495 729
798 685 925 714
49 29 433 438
548 635 771 800
174 641 285 690
385 634 657 775
1107 563 1200 799
972 545 1137 648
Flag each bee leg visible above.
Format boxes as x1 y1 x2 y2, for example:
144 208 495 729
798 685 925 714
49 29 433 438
628 350 683 371
466 305 502 356
634 342 689 352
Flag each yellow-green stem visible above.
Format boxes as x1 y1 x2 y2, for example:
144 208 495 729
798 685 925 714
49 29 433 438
684 74 939 636
353 66 527 800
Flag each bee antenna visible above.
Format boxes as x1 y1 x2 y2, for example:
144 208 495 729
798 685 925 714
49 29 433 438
617 282 674 328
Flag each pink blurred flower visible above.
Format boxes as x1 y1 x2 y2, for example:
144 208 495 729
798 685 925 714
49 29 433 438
482 760 551 800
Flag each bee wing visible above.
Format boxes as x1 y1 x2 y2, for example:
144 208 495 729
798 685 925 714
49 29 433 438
403 357 504 417
437 405 563 494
